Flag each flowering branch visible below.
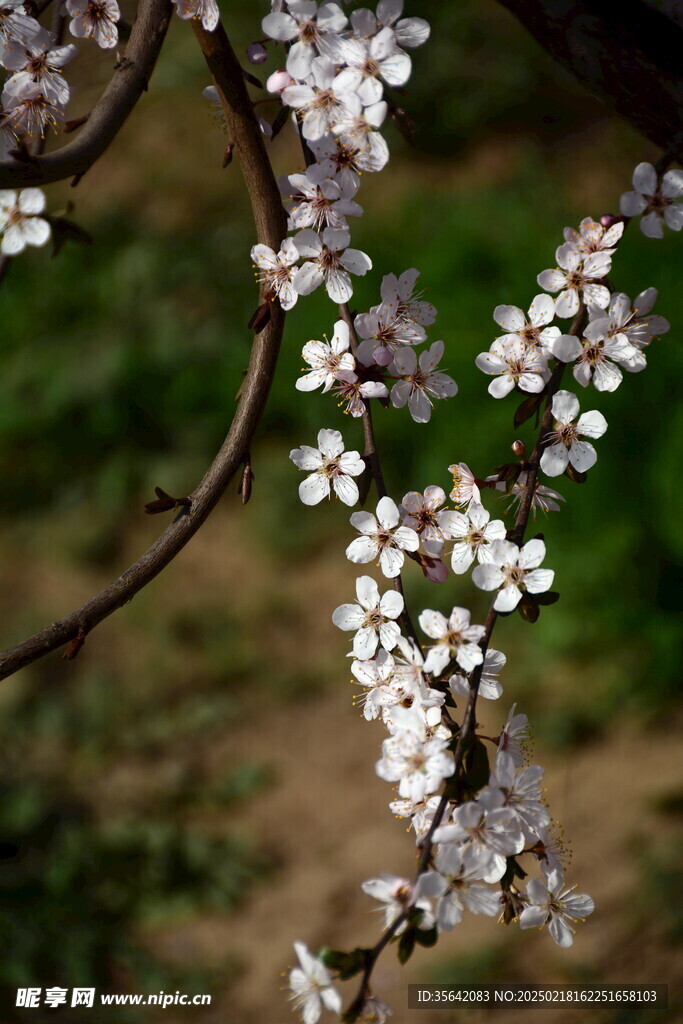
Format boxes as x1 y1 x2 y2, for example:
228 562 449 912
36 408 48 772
0 14 287 680
0 0 172 189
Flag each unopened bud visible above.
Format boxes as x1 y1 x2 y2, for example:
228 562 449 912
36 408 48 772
267 69 293 95
600 213 621 228
246 41 268 65
373 346 393 368
511 439 526 457
222 142 234 168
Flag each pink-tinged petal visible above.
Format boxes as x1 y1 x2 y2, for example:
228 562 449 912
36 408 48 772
619 190 647 216
488 375 515 399
537 268 566 292
663 204 683 231
519 905 548 930
262 11 297 40
290 445 324 471
525 568 555 594
632 161 657 194
582 283 610 309
332 602 365 630
592 360 622 392
472 564 505 591
353 625 379 661
294 262 324 295
356 574 380 610
554 288 580 319
450 542 475 574
299 472 330 505
350 510 378 535
339 247 372 275
493 304 525 332
408 388 433 423
317 427 344 458
376 495 400 530
379 546 405 578
393 525 419 551
379 620 401 651
661 168 683 197
346 536 378 564
583 251 611 278
476 351 506 374
419 339 445 372
551 389 579 424
540 443 568 477
640 211 664 238
576 409 607 439
333 474 360 506
517 372 545 394
325 268 353 303
493 584 522 612
423 484 446 510
568 439 597 472
380 589 404 619
528 293 555 326
518 538 546 570
551 334 582 361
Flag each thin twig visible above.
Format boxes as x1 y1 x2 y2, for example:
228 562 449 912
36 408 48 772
0 19 287 680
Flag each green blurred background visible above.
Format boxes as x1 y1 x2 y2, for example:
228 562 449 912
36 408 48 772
0 1 681 1021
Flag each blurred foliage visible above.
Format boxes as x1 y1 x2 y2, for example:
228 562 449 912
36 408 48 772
0 0 681 1016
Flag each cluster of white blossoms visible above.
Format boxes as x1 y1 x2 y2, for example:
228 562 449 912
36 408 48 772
275 44 681 1024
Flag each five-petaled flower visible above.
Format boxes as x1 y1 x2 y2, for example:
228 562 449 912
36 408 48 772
619 161 683 238
332 575 404 660
472 539 554 612
539 390 607 477
290 428 365 505
346 496 419 577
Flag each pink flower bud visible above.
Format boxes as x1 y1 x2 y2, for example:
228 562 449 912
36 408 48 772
600 213 621 228
420 554 448 584
374 346 394 368
511 439 526 457
267 69 293 95
246 42 268 65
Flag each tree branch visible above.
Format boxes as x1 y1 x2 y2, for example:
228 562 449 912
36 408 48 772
0 0 173 188
496 0 683 154
0 20 287 681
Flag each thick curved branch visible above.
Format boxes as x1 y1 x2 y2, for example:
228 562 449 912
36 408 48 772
0 22 287 680
0 0 173 188
497 0 683 153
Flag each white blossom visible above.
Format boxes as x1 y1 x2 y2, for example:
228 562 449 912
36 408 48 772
332 100 389 173
0 187 50 255
562 216 624 257
486 470 564 515
66 0 119 48
449 647 505 701
293 226 372 303
1 39 77 107
288 940 342 1024
170 0 219 31
351 648 395 720
346 495 419 577
439 501 506 575
355 297 425 367
539 390 607 477
282 56 360 141
360 873 433 933
478 761 550 833
331 369 388 417
433 802 524 883
497 703 530 772
290 428 364 505
537 246 611 319
390 341 457 422
282 163 363 232
0 1 41 50
296 319 355 392
382 267 436 326
492 294 559 355
519 869 595 948
577 289 670 380
350 0 430 48
251 237 300 310
430 847 502 929
376 711 454 802
262 1 347 80
333 26 411 106
619 161 683 237
400 485 448 547
476 335 549 398
448 462 480 508
419 606 485 675
333 575 403 660
472 538 554 612
1 80 64 138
